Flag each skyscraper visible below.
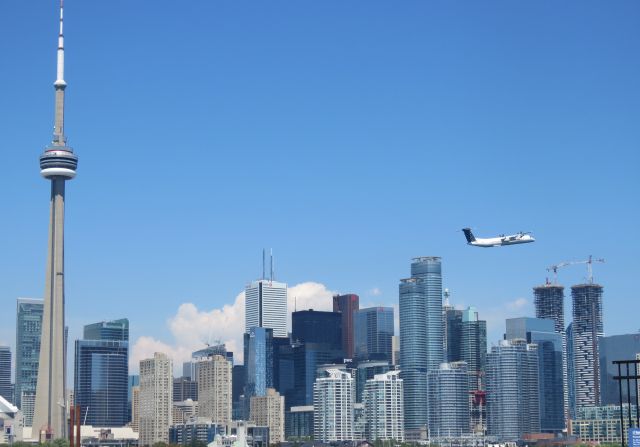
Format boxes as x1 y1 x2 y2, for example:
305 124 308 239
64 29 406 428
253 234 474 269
140 353 173 446
355 361 390 403
15 298 43 417
486 339 540 442
446 306 487 392
197 354 232 426
534 283 568 419
598 334 640 405
245 280 288 338
363 370 404 442
399 257 443 436
571 283 604 408
333 294 359 359
74 319 129 427
292 310 342 351
353 307 394 362
506 317 565 433
0 347 11 404
426 362 470 439
33 0 79 439
567 323 576 419
243 327 274 398
313 369 354 442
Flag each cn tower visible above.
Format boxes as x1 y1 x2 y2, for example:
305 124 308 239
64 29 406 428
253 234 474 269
33 0 78 440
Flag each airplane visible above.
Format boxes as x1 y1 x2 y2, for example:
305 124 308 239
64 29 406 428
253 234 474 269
462 228 535 247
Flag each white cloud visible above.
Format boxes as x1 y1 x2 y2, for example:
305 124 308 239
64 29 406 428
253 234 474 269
483 297 533 346
369 287 382 297
130 281 335 374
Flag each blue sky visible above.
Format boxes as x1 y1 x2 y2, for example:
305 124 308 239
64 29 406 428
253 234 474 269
1 1 639 369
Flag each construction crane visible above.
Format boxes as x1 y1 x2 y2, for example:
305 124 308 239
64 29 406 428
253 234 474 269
547 255 605 284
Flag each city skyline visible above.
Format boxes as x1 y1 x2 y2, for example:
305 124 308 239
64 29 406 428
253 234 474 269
1 0 639 376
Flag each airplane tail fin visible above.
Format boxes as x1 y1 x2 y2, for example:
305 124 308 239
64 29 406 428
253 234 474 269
462 228 476 243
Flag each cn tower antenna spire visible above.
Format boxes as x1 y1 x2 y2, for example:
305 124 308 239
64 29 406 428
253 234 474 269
53 0 67 146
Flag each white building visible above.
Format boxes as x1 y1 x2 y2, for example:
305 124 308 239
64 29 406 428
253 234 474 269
130 385 140 432
249 388 284 443
245 280 287 338
139 353 173 446
426 362 469 439
363 370 404 442
0 395 23 443
197 355 232 426
313 369 354 442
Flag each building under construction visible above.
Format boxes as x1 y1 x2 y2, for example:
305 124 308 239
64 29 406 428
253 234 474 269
571 283 604 409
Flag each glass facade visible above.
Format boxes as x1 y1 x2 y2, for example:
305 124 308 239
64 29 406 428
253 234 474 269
427 362 470 438
74 318 129 426
355 360 390 403
14 298 43 412
486 339 540 442
0 346 12 404
353 307 394 362
506 317 565 433
291 310 342 351
333 294 359 359
599 334 640 405
291 342 344 407
244 327 274 398
399 257 443 434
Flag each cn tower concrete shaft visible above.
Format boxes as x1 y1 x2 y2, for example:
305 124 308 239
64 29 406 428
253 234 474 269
33 179 68 440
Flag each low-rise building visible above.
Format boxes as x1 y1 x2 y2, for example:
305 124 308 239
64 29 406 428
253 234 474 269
570 404 637 444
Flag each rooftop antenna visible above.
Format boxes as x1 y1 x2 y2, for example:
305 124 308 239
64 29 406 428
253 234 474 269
270 248 274 282
53 0 67 145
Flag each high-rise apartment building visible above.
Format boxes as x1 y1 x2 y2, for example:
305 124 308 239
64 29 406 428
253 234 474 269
446 306 487 391
567 323 576 419
354 307 394 362
249 388 285 443
572 283 604 408
313 369 354 442
427 362 470 438
0 347 12 404
506 317 564 433
128 375 139 426
245 280 288 338
131 385 140 432
244 327 274 398
363 370 404 442
140 353 173 446
74 319 129 426
333 294 359 359
15 298 43 413
486 339 540 442
197 354 232 426
534 283 568 420
355 361 390 403
399 257 443 436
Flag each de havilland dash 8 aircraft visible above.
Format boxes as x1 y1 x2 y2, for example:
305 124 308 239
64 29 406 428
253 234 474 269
462 228 535 247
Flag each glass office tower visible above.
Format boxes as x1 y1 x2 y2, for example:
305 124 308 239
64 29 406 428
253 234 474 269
15 298 44 414
74 318 129 426
353 307 394 362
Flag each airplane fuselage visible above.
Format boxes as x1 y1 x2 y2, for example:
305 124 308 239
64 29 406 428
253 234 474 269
468 235 535 247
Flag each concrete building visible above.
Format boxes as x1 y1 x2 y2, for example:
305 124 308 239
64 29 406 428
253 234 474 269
74 319 129 427
313 369 354 442
130 385 140 432
333 294 359 359
486 339 540 442
506 317 565 433
172 399 198 425
399 257 443 437
570 404 637 444
572 283 604 409
197 354 232 426
0 347 12 404
139 353 173 446
354 307 394 362
427 362 469 439
169 418 224 445
245 279 288 338
15 298 43 418
0 395 23 443
534 283 568 420
249 388 284 443
33 0 80 439
363 370 404 442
